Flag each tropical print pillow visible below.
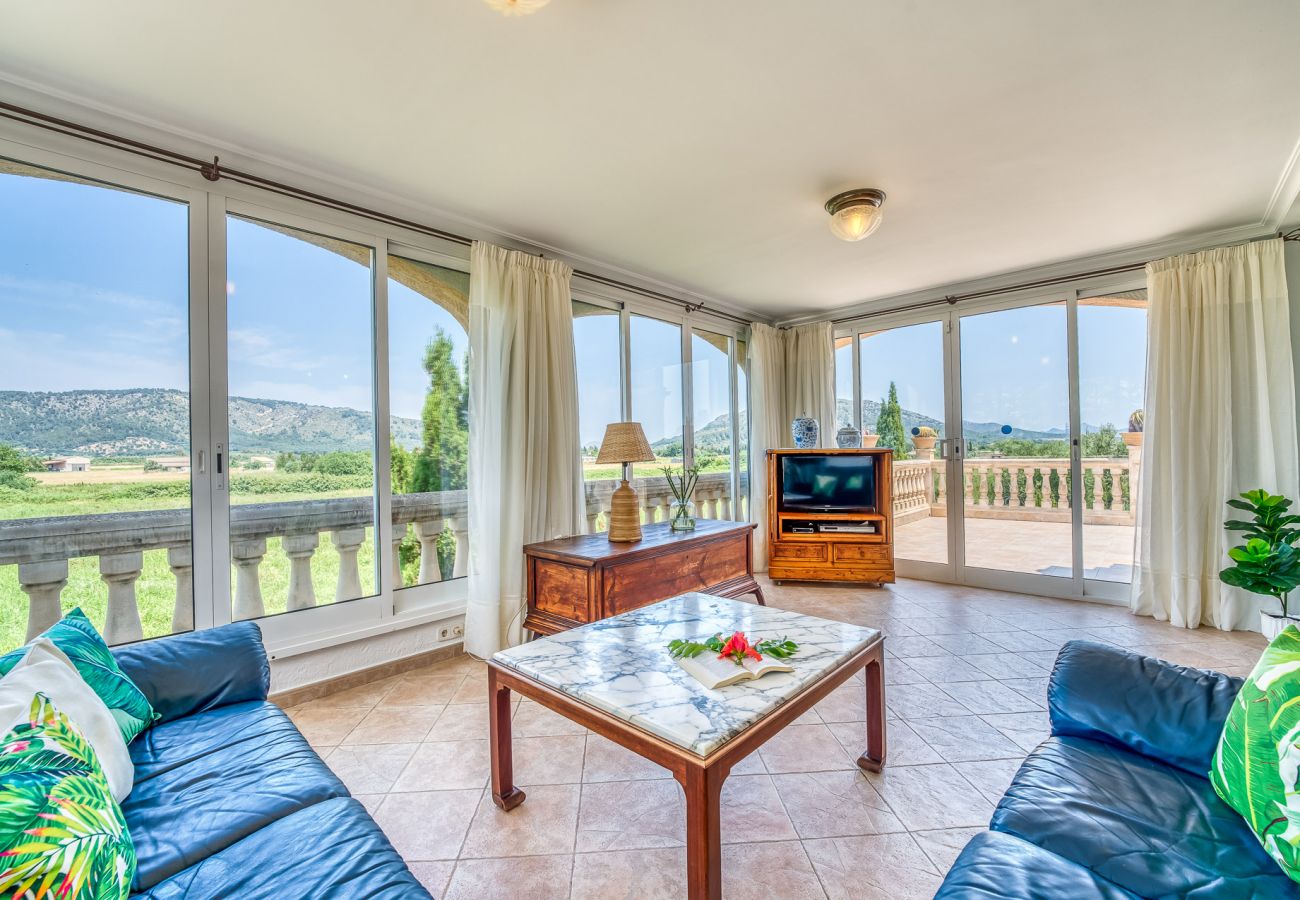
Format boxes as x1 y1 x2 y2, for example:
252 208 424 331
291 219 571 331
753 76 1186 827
0 692 135 899
0 609 157 744
1211 625 1300 882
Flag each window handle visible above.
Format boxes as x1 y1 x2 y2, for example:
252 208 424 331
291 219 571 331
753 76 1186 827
196 449 206 474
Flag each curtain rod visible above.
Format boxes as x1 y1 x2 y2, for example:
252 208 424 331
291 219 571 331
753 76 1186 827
0 100 753 327
831 231 1299 326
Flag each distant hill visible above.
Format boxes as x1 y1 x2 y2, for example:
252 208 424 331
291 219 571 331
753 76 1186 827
0 389 421 456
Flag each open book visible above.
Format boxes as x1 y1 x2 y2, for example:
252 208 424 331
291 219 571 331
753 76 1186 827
676 651 795 690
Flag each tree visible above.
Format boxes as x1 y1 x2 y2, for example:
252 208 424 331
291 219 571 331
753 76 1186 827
0 445 41 475
410 329 469 493
390 442 413 494
875 382 908 459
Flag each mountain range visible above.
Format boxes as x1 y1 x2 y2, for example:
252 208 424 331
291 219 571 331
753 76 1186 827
0 389 421 456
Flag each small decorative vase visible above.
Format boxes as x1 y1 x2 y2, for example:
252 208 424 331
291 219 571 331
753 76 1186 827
835 426 862 448
862 433 880 448
670 501 696 532
791 417 819 449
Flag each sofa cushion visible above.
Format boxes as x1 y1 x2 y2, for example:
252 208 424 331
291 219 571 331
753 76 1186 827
934 831 1139 899
1210 624 1300 882
133 797 430 899
122 700 347 891
991 735 1294 899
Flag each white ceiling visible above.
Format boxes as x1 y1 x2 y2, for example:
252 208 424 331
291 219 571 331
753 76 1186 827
2 1 1299 320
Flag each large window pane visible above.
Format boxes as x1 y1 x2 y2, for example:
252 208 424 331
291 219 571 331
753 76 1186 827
0 159 192 650
859 322 947 564
630 314 683 523
735 337 750 522
834 336 854 429
960 303 1072 578
226 216 377 620
573 301 622 532
388 256 470 590
691 330 733 520
1079 290 1147 583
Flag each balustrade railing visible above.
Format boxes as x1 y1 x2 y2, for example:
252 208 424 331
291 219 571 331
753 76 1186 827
583 470 750 533
891 455 1138 525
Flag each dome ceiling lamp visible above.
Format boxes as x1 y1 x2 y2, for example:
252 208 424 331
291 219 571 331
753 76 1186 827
483 0 551 15
825 188 887 241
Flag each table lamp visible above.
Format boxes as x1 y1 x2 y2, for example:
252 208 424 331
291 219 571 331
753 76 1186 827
596 422 656 542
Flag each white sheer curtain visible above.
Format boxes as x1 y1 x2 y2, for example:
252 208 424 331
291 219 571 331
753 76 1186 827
466 242 585 657
1133 238 1298 630
748 323 786 572
784 322 836 441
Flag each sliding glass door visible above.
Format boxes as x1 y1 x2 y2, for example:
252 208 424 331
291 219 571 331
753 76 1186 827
835 282 1148 602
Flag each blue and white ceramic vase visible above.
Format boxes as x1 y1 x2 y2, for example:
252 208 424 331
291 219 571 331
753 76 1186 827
791 417 819 449
835 426 862 448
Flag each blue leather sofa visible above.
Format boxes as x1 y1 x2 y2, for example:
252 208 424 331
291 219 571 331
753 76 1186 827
935 639 1299 899
108 621 430 898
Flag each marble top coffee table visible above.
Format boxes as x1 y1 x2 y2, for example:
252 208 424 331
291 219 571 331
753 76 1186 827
487 592 886 900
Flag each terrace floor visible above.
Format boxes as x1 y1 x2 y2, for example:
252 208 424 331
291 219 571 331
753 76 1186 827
896 516 1137 581
285 576 1263 899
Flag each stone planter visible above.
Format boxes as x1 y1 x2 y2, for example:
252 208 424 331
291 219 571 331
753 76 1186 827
1122 431 1143 448
1261 611 1300 641
862 433 880 448
912 435 937 453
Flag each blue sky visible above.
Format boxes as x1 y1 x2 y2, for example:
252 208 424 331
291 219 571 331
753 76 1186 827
0 169 468 429
837 304 1147 434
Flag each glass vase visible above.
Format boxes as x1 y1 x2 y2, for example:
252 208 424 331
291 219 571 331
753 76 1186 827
670 501 696 532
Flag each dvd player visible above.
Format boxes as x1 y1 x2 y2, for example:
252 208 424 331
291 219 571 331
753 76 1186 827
818 522 877 534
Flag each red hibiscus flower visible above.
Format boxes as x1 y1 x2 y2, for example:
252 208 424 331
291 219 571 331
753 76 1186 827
717 631 763 665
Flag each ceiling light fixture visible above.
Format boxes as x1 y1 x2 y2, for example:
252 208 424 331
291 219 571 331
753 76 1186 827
825 188 886 242
483 0 551 15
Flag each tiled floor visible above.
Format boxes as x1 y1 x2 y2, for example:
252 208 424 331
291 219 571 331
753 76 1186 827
286 576 1266 899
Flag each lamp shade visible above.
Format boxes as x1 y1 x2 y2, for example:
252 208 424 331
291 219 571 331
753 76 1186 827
595 422 656 465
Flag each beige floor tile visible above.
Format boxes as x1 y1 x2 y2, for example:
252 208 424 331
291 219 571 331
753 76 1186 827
963 652 1051 680
299 676 399 709
979 711 1051 751
902 653 994 683
447 675 490 704
953 757 1025 804
912 826 985 872
285 705 368 746
444 855 573 900
826 719 940 767
514 734 587 785
907 715 1024 762
391 739 490 792
570 847 685 899
512 699 588 737
813 682 866 723
341 704 443 745
576 778 685 851
428 702 494 742
379 673 468 707
582 733 672 782
771 770 905 838
730 748 766 775
720 774 798 844
862 763 995 831
326 742 419 794
804 833 943 899
461 783 581 858
885 683 973 720
407 861 456 896
373 789 481 860
722 842 827 899
758 724 852 773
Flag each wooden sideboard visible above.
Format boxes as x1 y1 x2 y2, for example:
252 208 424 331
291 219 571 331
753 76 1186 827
523 519 765 636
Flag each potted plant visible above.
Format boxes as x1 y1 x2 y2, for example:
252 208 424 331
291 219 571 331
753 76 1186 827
1123 408 1144 447
1219 489 1300 639
862 429 880 448
911 426 937 453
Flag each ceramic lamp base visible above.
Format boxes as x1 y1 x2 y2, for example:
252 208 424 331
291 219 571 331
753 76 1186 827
607 479 643 542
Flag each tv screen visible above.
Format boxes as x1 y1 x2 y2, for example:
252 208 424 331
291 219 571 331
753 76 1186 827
780 454 876 512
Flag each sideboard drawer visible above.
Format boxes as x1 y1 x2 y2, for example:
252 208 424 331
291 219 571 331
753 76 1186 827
532 559 590 623
605 536 748 616
832 543 891 566
771 542 828 562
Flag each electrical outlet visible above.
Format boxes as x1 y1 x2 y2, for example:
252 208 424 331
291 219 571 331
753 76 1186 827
437 626 452 641
451 624 464 637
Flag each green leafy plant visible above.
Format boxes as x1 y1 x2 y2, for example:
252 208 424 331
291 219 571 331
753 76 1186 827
1220 489 1300 618
667 632 798 663
661 463 701 506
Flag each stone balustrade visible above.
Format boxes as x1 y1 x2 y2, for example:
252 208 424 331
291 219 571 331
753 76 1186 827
891 454 1139 525
583 470 750 533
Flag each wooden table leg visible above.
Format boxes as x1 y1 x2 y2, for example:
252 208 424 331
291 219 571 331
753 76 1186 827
857 650 887 773
750 580 767 606
680 763 724 900
488 667 525 811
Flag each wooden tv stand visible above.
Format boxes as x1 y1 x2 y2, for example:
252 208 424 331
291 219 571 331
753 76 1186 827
767 448 895 586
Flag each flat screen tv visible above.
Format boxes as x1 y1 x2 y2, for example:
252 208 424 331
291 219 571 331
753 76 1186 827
780 454 877 513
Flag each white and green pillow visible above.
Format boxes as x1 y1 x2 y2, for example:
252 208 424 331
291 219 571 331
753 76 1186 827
0 693 135 899
1211 625 1300 882
0 608 157 744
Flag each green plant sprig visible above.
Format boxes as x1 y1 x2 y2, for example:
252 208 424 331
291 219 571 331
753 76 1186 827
661 463 701 505
666 634 799 660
